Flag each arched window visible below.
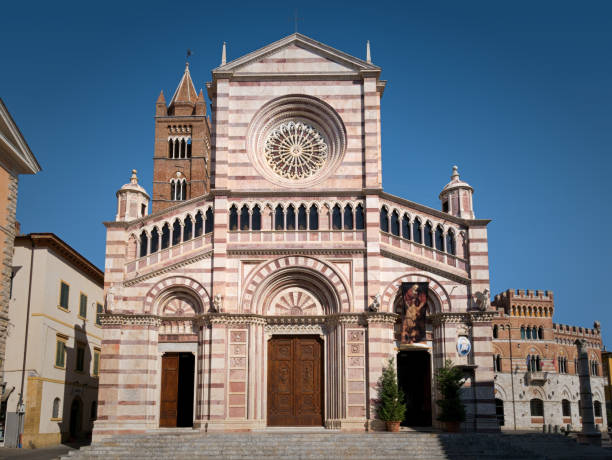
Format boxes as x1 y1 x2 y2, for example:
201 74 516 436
186 138 192 158
435 225 444 251
562 399 571 417
380 208 389 233
390 211 400 236
446 229 456 255
168 139 173 158
493 325 498 339
495 398 504 426
174 139 180 158
240 205 250 231
332 205 342 230
161 223 170 249
170 180 176 200
530 398 543 417
229 205 238 231
594 401 602 417
252 205 261 231
180 139 186 158
298 205 307 230
90 401 97 420
183 215 193 241
150 227 159 253
52 397 60 419
194 212 203 237
401 214 410 240
286 205 296 230
172 220 181 246
139 231 148 258
180 179 186 200
538 327 543 340
205 208 214 233
494 354 501 372
309 204 319 230
520 326 525 339
526 327 532 340
343 205 354 230
412 218 422 244
275 205 284 230
355 204 364 230
424 222 433 247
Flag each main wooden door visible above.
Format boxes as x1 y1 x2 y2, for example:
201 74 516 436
160 354 179 427
267 336 323 426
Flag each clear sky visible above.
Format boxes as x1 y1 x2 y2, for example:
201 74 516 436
2 1 611 347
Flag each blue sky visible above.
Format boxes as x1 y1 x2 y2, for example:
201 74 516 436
2 1 611 347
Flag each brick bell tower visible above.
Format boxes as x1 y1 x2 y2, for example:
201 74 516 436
152 63 211 212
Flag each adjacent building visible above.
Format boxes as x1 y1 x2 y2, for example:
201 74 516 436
491 289 607 431
3 233 103 447
0 99 41 437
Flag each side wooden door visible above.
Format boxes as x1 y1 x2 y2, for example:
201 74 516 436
160 353 179 427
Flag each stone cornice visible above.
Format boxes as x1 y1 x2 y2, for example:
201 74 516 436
380 247 470 285
227 248 365 257
100 312 397 329
123 250 213 286
429 311 497 326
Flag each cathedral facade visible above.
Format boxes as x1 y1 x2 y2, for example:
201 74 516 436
94 34 499 439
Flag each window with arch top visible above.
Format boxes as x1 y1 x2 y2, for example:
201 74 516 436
52 397 60 419
424 222 433 247
355 204 364 230
252 205 261 230
286 204 296 230
205 208 214 233
240 205 250 230
435 225 444 250
390 210 400 236
275 205 284 230
412 218 422 244
332 204 341 230
229 205 238 231
298 204 307 230
194 211 203 237
139 231 148 258
343 205 353 230
401 214 410 240
446 229 456 255
172 220 181 245
309 204 319 230
380 207 389 233
183 215 193 241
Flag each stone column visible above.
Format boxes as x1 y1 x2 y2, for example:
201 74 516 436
575 339 601 446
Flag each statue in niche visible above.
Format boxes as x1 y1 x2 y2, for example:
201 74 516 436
397 282 428 344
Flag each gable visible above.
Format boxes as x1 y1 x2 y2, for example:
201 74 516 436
235 44 358 74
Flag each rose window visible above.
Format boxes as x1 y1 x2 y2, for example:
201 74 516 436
264 121 328 180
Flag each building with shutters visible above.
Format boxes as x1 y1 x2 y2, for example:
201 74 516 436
94 33 504 440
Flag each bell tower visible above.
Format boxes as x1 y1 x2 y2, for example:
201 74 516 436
152 63 211 212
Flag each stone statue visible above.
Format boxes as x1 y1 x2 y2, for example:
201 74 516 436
212 294 223 313
368 293 380 312
473 289 490 311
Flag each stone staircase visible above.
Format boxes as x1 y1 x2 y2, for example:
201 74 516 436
59 431 612 459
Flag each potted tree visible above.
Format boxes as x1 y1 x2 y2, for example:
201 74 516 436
377 358 406 432
435 360 466 432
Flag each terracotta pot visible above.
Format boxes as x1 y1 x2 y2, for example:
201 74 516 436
386 421 401 432
444 421 461 433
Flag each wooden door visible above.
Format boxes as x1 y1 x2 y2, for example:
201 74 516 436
268 336 323 426
160 354 179 427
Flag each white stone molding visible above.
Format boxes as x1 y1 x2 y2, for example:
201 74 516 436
144 275 211 315
100 313 162 327
124 250 213 286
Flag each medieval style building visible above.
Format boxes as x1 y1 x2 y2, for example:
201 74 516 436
94 33 504 439
491 290 607 431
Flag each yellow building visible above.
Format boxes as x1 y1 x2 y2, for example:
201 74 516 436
3 233 103 447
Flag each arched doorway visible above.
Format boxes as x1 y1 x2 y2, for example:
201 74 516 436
69 397 83 438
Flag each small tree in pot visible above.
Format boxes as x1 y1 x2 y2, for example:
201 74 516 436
435 360 466 432
377 358 406 432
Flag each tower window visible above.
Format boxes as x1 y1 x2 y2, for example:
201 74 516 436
442 200 449 213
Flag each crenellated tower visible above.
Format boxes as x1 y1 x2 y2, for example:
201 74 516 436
152 63 211 212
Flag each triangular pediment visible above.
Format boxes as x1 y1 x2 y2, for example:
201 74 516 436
213 33 380 78
0 99 40 174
